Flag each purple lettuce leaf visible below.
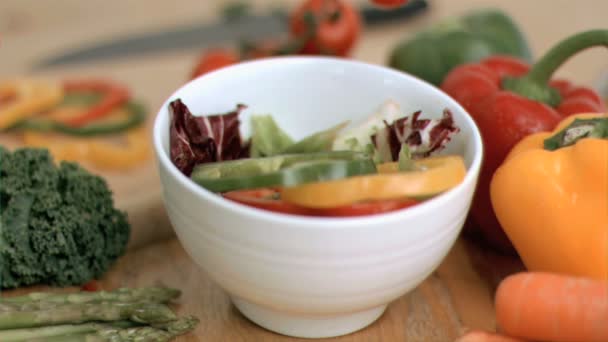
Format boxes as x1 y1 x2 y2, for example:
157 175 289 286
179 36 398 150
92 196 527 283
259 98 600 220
371 109 459 162
169 99 248 176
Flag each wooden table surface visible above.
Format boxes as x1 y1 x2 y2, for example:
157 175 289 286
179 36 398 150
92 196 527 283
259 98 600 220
1 1 606 341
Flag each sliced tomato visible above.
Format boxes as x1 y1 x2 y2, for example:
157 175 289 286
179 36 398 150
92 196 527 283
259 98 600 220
223 188 419 217
316 198 419 217
222 188 316 216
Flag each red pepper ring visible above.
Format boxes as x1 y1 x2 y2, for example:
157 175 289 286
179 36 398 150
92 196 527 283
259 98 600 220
61 79 131 127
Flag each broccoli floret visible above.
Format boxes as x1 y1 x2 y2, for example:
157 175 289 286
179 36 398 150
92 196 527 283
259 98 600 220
0 146 130 289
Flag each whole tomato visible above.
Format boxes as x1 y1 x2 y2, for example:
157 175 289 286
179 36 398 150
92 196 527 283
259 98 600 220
191 49 239 80
289 0 361 56
370 0 408 8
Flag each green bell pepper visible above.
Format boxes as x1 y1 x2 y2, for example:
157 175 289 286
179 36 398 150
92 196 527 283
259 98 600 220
190 151 376 193
388 9 532 86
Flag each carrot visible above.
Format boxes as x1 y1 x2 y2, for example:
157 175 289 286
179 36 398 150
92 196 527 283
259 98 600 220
495 272 608 342
456 330 528 342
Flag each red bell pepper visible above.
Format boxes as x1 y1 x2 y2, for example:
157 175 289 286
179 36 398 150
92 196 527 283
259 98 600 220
440 30 607 253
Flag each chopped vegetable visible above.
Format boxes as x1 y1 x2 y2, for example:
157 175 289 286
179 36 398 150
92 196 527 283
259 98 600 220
169 99 249 176
495 272 608 342
13 100 146 136
0 287 198 341
250 115 294 157
282 120 349 154
371 109 459 162
58 79 130 127
0 147 130 289
281 155 466 208
223 188 419 217
315 198 419 217
0 79 64 130
191 151 376 193
490 113 608 280
223 188 316 216
169 99 464 217
397 144 417 171
333 100 403 152
441 30 607 253
22 126 152 170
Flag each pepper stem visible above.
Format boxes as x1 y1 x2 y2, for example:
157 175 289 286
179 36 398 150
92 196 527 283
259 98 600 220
502 30 608 107
543 117 608 150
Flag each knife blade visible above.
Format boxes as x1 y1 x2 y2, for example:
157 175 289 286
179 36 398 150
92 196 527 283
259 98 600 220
32 0 428 70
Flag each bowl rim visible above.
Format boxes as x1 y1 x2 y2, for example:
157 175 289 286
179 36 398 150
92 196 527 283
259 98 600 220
153 56 483 228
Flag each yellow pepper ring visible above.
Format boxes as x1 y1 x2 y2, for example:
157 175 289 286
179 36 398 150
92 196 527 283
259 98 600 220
22 126 151 170
0 79 64 129
88 126 152 169
281 155 467 208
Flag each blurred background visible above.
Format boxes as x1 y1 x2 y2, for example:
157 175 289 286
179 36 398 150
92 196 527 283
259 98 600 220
2 0 607 112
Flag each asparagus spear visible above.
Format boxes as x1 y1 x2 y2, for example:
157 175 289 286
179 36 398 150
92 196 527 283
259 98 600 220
0 321 137 340
0 287 181 305
0 302 177 329
2 316 199 342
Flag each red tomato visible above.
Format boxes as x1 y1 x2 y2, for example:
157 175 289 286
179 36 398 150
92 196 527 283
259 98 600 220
223 188 316 216
289 0 361 56
370 0 408 8
223 188 419 217
317 198 419 217
191 49 239 80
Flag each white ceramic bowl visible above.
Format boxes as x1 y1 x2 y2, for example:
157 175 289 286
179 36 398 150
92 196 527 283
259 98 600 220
153 57 483 339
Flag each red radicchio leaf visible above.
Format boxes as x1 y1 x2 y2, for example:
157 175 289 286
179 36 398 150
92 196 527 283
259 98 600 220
169 99 249 176
371 109 459 161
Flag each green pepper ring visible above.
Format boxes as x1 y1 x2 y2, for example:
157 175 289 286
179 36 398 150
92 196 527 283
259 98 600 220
8 101 146 137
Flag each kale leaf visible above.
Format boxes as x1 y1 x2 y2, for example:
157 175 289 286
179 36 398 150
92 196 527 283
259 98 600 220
0 146 130 289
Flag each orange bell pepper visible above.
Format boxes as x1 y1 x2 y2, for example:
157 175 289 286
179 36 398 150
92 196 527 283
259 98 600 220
490 113 608 280
281 155 466 208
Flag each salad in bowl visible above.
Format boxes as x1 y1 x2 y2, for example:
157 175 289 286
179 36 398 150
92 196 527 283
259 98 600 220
168 98 465 217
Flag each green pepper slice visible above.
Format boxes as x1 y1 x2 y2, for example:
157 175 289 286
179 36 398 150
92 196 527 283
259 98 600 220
190 151 376 193
10 100 146 137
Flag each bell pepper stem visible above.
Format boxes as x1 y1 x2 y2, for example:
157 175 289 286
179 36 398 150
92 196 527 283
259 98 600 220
503 30 608 107
543 117 608 150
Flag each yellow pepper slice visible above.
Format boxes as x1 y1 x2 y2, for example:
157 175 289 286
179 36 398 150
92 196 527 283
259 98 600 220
87 126 151 169
21 126 151 170
0 79 64 129
281 155 467 208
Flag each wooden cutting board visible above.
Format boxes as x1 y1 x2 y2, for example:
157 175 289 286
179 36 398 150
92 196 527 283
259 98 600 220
3 236 520 341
